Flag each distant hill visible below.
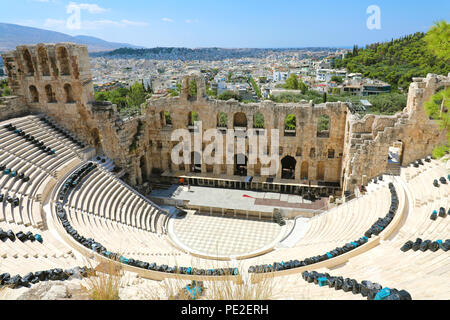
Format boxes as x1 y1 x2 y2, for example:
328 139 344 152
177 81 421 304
92 47 338 61
334 32 450 90
0 23 143 53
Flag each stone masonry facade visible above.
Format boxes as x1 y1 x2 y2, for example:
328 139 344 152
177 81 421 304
1 43 448 196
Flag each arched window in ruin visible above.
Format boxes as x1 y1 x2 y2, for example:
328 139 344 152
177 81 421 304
328 149 335 159
160 111 172 126
188 112 199 132
29 85 39 103
317 114 330 138
234 154 248 176
317 161 325 181
296 147 302 157
64 84 75 103
253 112 265 128
300 161 309 180
217 112 228 128
284 114 296 136
57 47 71 76
190 151 202 173
188 78 198 101
310 148 316 159
140 155 148 182
281 156 296 180
22 48 34 76
45 84 56 103
233 112 247 128
38 47 50 77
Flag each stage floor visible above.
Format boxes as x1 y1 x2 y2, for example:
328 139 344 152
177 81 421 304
150 185 325 213
170 212 286 258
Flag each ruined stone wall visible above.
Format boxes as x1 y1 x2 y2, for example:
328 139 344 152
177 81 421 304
123 74 349 186
1 43 100 147
341 73 449 193
2 43 449 195
0 96 28 121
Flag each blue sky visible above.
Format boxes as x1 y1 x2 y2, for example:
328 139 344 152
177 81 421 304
2 0 449 48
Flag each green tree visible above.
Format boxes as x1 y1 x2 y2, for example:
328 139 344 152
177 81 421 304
218 112 228 127
189 79 197 97
284 74 299 90
322 92 327 103
424 20 450 60
253 112 265 128
299 80 308 94
330 75 343 84
285 114 296 130
249 76 262 99
218 91 241 101
424 87 450 159
127 82 147 108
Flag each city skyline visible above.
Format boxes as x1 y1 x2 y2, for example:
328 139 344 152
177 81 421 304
2 0 449 48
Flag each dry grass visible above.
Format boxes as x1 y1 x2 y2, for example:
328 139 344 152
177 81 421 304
82 257 123 300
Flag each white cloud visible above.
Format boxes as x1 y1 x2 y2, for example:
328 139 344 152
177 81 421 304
161 17 174 23
185 19 199 24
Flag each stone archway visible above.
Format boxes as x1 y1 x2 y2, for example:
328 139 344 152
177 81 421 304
45 84 56 103
38 46 50 77
233 112 247 128
234 154 248 176
29 85 39 103
281 156 296 180
22 48 34 76
64 84 75 103
57 47 71 76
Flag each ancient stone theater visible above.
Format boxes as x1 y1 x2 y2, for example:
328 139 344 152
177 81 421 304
0 43 448 300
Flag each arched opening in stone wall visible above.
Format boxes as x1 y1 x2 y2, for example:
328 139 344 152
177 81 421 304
29 85 39 103
387 140 404 167
64 84 75 103
188 111 199 126
160 111 172 126
301 161 309 180
328 148 335 159
45 84 56 103
217 112 228 128
188 78 198 101
38 47 50 77
281 156 296 180
140 155 148 182
57 47 71 76
284 114 296 136
317 115 330 138
296 147 302 157
310 148 316 159
234 154 248 176
253 112 265 128
317 161 325 181
190 151 202 173
233 112 247 128
22 48 34 76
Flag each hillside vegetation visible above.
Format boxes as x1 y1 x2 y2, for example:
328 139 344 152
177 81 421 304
335 31 450 90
